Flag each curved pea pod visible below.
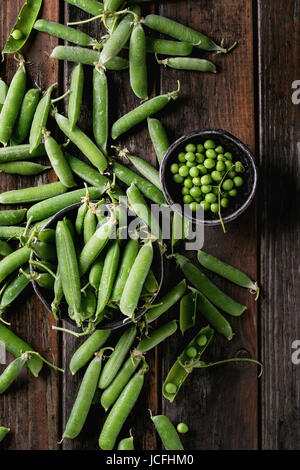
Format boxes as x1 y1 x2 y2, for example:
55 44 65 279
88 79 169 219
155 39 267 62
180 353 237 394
126 184 162 241
143 270 159 294
0 267 30 313
83 207 97 244
0 246 31 284
162 325 214 403
0 354 28 394
197 250 260 299
93 67 108 155
0 322 43 377
51 46 129 70
0 226 24 240
68 64 84 129
0 79 8 113
37 228 56 244
0 427 10 443
98 366 146 450
80 286 97 321
26 187 104 222
111 83 180 140
69 329 110 375
2 0 42 54
89 255 104 291
0 161 50 176
79 215 117 276
43 132 76 188
144 14 237 54
180 292 197 335
196 290 233 340
31 241 57 262
127 154 160 189
75 202 88 236
111 238 139 302
98 325 136 389
120 239 154 318
173 253 247 317
144 279 186 323
151 415 184 450
118 435 134 450
29 83 56 154
34 20 97 47
104 0 123 10
0 241 13 257
130 22 148 100
157 57 217 73
96 239 120 321
0 208 26 226
64 0 104 16
145 37 193 56
112 162 164 204
63 350 105 439
0 181 67 205
31 271 55 290
55 113 107 174
147 118 170 165
0 143 46 163
56 220 81 315
11 88 41 145
0 61 26 146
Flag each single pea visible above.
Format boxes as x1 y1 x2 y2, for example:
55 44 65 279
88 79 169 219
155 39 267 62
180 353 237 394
197 143 205 153
197 164 207 175
184 178 193 189
12 29 24 40
210 203 219 214
211 170 222 182
235 161 244 173
228 170 236 179
179 165 189 177
234 176 244 187
183 195 193 204
212 186 219 195
189 202 198 212
228 188 238 197
189 166 199 178
220 197 229 208
182 187 190 196
192 177 202 186
173 174 184 184
178 152 186 162
205 148 217 159
197 335 207 346
215 145 224 154
185 143 196 153
204 159 215 170
187 161 197 168
204 139 216 150
186 346 197 358
195 197 202 203
217 154 225 161
190 186 202 199
185 152 195 162
225 160 233 170
195 153 205 164
222 179 234 191
205 193 217 203
200 201 210 211
170 163 179 174
216 161 225 172
224 152 233 160
177 423 189 434
165 382 177 394
200 174 212 185
201 184 212 194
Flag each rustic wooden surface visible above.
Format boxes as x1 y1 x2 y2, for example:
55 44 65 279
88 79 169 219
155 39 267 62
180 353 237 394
0 0 299 451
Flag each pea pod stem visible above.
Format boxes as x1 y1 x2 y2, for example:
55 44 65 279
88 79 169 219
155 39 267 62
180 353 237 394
193 357 263 378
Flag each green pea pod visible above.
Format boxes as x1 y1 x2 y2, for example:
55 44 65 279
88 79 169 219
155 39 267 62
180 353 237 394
0 241 13 257
0 267 30 312
98 367 146 450
0 161 50 176
96 239 120 321
69 329 110 375
0 182 67 205
55 113 107 174
180 292 197 335
56 220 81 315
83 207 97 244
32 271 55 290
80 285 97 321
63 0 104 16
111 238 139 302
151 415 184 450
144 269 159 293
172 212 190 247
63 350 105 439
0 322 43 377
0 208 26 226
37 229 56 244
0 61 26 146
93 67 108 155
147 118 170 165
31 241 57 262
34 20 97 47
75 202 88 236
51 265 63 319
129 22 148 100
44 131 76 188
0 143 46 163
104 0 123 10
89 255 104 291
162 325 214 402
0 246 31 284
29 83 56 154
0 354 28 394
51 46 129 70
127 154 160 189
111 83 180 140
196 290 233 340
0 427 10 443
157 57 217 73
68 64 84 129
126 184 162 241
98 325 136 389
118 436 134 450
120 239 154 318
0 226 24 240
0 79 8 113
145 37 193 56
2 0 42 54
11 88 41 145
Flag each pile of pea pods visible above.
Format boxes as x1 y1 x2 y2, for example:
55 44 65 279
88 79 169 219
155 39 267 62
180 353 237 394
0 0 261 450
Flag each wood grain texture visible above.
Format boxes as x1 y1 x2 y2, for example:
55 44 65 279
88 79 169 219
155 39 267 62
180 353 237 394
258 0 300 450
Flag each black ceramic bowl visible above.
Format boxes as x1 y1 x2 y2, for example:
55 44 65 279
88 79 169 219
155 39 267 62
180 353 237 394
30 202 164 331
160 129 258 226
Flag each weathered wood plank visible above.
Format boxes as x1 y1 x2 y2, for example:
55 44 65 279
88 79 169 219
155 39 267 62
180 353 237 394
258 0 300 450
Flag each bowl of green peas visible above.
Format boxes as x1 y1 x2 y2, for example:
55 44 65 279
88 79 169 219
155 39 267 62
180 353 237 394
160 129 257 226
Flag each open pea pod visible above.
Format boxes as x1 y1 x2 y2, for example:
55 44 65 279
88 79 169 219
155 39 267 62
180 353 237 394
162 325 214 402
3 0 42 54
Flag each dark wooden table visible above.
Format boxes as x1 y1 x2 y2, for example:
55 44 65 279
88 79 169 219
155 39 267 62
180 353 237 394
0 0 299 451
